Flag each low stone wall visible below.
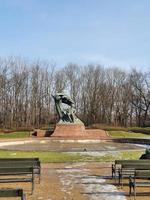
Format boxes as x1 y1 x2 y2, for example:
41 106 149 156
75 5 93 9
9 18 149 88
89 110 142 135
113 138 150 145
33 129 53 137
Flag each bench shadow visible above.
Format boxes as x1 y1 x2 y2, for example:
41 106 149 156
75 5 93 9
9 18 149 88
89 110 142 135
130 192 150 196
81 175 112 179
78 174 118 186
81 182 111 185
81 191 125 196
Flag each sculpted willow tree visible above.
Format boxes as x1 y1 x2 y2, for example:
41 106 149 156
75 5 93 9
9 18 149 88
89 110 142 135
52 93 83 124
52 93 85 137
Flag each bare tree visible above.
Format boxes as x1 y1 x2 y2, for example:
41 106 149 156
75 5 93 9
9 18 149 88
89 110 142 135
130 69 150 126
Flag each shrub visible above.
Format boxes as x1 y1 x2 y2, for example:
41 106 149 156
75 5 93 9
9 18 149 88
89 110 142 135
129 127 150 135
90 124 128 131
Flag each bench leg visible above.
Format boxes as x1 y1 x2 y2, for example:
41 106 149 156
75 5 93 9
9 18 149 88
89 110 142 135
133 186 136 200
31 172 35 195
118 169 121 186
114 171 117 183
112 164 115 179
129 184 131 196
129 176 134 197
39 167 41 183
21 193 26 200
129 183 134 196
32 178 34 195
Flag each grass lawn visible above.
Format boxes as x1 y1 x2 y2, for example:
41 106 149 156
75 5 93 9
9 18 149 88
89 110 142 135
108 131 150 138
0 149 144 163
0 132 30 139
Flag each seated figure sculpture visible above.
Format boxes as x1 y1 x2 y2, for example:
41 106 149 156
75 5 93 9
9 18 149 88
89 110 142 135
52 93 82 124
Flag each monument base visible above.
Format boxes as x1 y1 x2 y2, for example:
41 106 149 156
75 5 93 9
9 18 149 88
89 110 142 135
33 126 108 139
52 123 86 137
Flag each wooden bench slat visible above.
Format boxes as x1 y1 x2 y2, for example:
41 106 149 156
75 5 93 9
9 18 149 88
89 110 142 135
0 158 39 161
122 165 150 170
0 178 32 182
0 161 40 168
0 188 26 200
135 183 150 187
115 160 150 164
135 170 150 177
0 167 33 174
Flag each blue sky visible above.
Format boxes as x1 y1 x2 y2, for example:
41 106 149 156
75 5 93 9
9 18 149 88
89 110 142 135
0 0 150 70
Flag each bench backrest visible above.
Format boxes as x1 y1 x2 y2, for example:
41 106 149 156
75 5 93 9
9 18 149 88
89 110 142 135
0 160 40 168
0 158 39 162
115 160 150 165
135 170 150 178
122 164 150 170
0 167 33 175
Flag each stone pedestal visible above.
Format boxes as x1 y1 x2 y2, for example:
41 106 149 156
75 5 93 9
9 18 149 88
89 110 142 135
52 123 86 137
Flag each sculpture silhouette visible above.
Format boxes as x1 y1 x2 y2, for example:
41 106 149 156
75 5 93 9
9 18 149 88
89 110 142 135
52 93 82 124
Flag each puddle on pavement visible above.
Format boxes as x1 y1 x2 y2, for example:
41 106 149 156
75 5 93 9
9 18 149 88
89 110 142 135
56 163 126 200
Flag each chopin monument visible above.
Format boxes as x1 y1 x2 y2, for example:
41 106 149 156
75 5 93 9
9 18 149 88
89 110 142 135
52 93 86 137
35 93 106 138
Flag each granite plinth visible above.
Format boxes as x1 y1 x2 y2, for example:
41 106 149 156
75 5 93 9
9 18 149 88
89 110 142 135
52 123 86 137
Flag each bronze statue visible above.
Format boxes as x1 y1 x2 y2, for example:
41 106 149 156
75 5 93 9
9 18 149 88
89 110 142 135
52 93 82 124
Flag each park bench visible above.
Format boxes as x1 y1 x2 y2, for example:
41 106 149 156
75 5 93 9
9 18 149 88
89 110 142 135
0 188 26 200
0 167 34 194
129 170 150 199
0 158 39 162
112 160 150 179
0 158 41 182
118 163 150 187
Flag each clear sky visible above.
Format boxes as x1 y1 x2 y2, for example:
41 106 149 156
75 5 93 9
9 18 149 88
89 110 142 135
0 0 150 70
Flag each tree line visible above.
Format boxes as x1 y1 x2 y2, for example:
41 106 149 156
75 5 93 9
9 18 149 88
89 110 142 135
0 57 149 128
